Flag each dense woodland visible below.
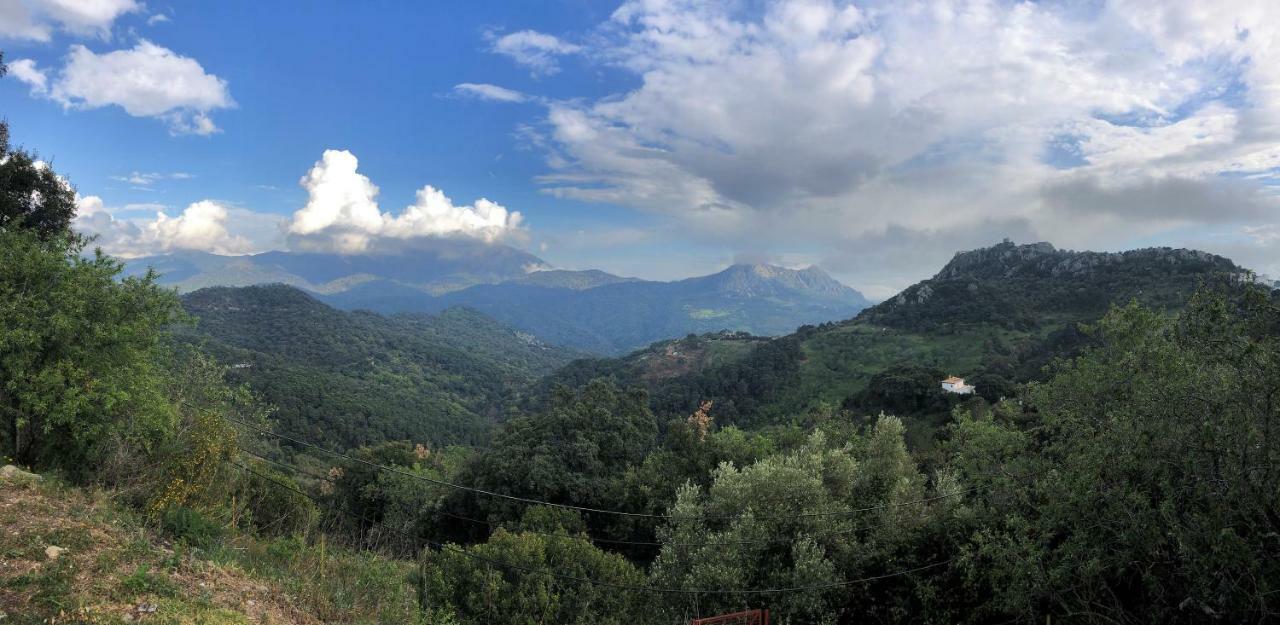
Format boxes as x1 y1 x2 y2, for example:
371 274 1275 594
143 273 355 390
3 53 1280 624
177 284 579 448
543 241 1245 443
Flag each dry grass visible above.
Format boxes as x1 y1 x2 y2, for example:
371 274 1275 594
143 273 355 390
0 475 321 625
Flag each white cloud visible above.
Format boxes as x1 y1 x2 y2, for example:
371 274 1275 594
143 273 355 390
146 13 168 26
288 149 383 249
147 200 251 254
110 170 194 186
287 149 525 253
453 82 528 103
498 0 1280 290
74 195 267 257
489 29 581 75
0 0 139 41
382 186 523 242
26 40 233 135
8 58 47 94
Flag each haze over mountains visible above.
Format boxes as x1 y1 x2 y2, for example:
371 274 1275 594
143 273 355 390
126 239 872 354
122 238 547 295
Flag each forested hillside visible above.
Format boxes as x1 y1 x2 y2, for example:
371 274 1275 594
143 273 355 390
544 240 1257 434
253 284 1280 624
178 284 579 448
859 240 1242 330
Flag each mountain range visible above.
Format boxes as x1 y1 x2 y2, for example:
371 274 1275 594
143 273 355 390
166 239 1266 452
122 238 546 295
126 239 871 354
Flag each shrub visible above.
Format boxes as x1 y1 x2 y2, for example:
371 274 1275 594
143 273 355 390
161 506 225 549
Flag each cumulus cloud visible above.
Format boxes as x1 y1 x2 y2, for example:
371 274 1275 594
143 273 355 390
491 0 1280 290
74 195 267 257
286 149 525 253
8 58 47 94
453 82 528 103
0 0 139 41
489 29 581 75
23 41 233 135
148 200 252 253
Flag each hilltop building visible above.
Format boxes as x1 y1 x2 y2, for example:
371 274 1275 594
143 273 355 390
942 375 975 395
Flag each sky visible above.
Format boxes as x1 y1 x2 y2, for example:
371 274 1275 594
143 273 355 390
2 0 1279 299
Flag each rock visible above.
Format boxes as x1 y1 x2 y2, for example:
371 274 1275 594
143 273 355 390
136 602 157 614
0 465 41 484
45 545 65 561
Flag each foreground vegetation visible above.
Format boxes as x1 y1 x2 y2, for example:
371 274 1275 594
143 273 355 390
0 471 434 624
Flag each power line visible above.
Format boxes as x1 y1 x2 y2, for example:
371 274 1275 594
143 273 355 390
237 448 910 549
227 414 984 522
231 459 956 596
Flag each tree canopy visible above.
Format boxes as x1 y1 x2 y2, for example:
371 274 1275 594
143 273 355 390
0 231 179 474
0 52 77 242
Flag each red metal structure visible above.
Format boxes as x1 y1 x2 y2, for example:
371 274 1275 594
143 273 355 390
690 609 769 625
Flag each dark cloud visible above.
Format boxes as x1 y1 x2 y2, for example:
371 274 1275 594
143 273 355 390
1042 175 1273 223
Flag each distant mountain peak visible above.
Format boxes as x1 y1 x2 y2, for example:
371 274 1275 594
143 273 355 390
933 239 1237 282
861 239 1245 330
700 263 865 302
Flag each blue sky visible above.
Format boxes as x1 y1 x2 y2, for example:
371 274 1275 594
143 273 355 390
1 1 677 269
3 1 1280 297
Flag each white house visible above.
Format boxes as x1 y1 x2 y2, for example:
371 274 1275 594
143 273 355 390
941 375 976 395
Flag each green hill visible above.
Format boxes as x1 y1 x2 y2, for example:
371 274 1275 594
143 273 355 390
177 284 580 449
859 240 1241 330
544 241 1254 430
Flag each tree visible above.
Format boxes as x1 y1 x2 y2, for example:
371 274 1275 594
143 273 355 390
419 525 651 625
0 230 180 475
145 348 265 512
649 419 945 624
1 51 8 152
0 52 78 241
456 380 657 542
851 365 948 415
951 289 1280 623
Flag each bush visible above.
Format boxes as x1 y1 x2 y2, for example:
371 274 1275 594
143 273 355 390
232 462 319 537
161 506 225 549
